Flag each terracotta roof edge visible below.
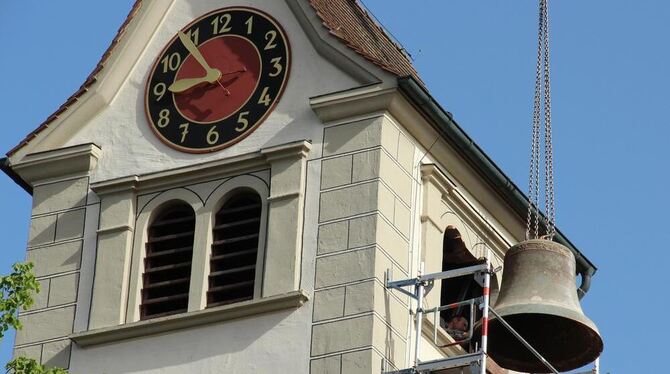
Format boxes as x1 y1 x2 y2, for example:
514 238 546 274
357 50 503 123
6 0 143 157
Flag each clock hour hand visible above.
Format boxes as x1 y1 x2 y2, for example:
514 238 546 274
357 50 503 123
168 76 209 93
168 68 222 93
178 31 220 79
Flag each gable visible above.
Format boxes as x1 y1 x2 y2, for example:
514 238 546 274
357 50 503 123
6 0 419 165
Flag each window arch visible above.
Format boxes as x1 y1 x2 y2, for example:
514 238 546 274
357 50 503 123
140 202 195 319
207 190 263 307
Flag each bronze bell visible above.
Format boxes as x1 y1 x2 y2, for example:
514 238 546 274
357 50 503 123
485 239 603 372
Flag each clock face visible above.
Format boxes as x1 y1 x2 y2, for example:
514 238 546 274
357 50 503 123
145 7 290 153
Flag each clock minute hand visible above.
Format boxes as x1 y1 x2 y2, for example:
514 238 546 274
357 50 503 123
177 31 221 82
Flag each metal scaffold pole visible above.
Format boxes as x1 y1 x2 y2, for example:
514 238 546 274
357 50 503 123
478 250 492 374
413 263 425 368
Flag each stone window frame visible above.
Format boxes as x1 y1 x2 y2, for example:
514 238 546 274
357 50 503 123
125 175 270 322
79 140 311 344
139 201 197 319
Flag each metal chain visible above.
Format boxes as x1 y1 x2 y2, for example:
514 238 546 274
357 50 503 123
526 0 544 240
542 0 556 238
526 0 556 240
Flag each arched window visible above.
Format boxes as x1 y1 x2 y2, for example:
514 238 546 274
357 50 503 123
140 203 195 319
207 191 262 307
440 226 498 328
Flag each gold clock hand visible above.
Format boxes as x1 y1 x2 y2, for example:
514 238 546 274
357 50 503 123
178 31 221 82
169 68 221 93
168 77 208 93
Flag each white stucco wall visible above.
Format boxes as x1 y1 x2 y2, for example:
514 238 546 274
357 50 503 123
65 0 360 183
70 307 311 373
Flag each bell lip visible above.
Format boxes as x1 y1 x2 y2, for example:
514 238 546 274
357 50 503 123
483 306 604 372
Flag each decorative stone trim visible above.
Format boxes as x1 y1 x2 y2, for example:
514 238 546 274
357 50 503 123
266 191 301 202
421 163 510 255
95 224 133 235
310 85 397 123
420 164 456 198
11 143 101 184
72 290 309 347
260 140 312 161
90 140 311 194
88 139 312 328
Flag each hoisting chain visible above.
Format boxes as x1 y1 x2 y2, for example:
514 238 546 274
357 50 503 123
526 0 556 240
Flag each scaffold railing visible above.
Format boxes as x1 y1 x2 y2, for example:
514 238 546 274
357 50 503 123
382 250 566 374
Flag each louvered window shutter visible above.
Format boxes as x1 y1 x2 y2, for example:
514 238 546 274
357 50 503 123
141 204 195 319
207 192 262 307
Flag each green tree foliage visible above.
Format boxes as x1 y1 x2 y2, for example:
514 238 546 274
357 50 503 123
0 262 69 374
6 357 68 374
0 262 39 338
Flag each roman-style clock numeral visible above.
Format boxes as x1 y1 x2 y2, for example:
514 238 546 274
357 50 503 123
145 7 290 153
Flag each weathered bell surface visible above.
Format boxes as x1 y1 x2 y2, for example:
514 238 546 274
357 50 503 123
486 239 603 373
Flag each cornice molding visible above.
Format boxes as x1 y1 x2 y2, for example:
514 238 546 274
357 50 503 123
72 290 309 347
90 140 312 196
260 140 312 162
11 143 101 184
310 85 397 123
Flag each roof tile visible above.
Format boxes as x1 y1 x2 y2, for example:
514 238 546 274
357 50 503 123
309 0 420 82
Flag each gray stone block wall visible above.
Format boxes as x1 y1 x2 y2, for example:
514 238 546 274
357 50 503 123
14 177 91 370
311 116 416 373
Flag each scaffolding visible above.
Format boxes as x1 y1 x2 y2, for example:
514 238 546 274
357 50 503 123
383 250 566 374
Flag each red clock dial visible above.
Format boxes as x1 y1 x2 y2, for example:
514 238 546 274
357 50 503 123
173 36 261 124
145 7 290 153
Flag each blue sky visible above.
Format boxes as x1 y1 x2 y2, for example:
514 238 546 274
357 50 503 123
1 1 668 373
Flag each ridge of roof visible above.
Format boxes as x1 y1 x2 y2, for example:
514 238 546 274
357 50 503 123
308 0 422 83
6 0 143 157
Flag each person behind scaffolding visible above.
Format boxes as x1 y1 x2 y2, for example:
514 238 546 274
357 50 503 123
441 315 469 340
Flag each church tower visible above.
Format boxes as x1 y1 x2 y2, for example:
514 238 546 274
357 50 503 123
1 1 597 373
